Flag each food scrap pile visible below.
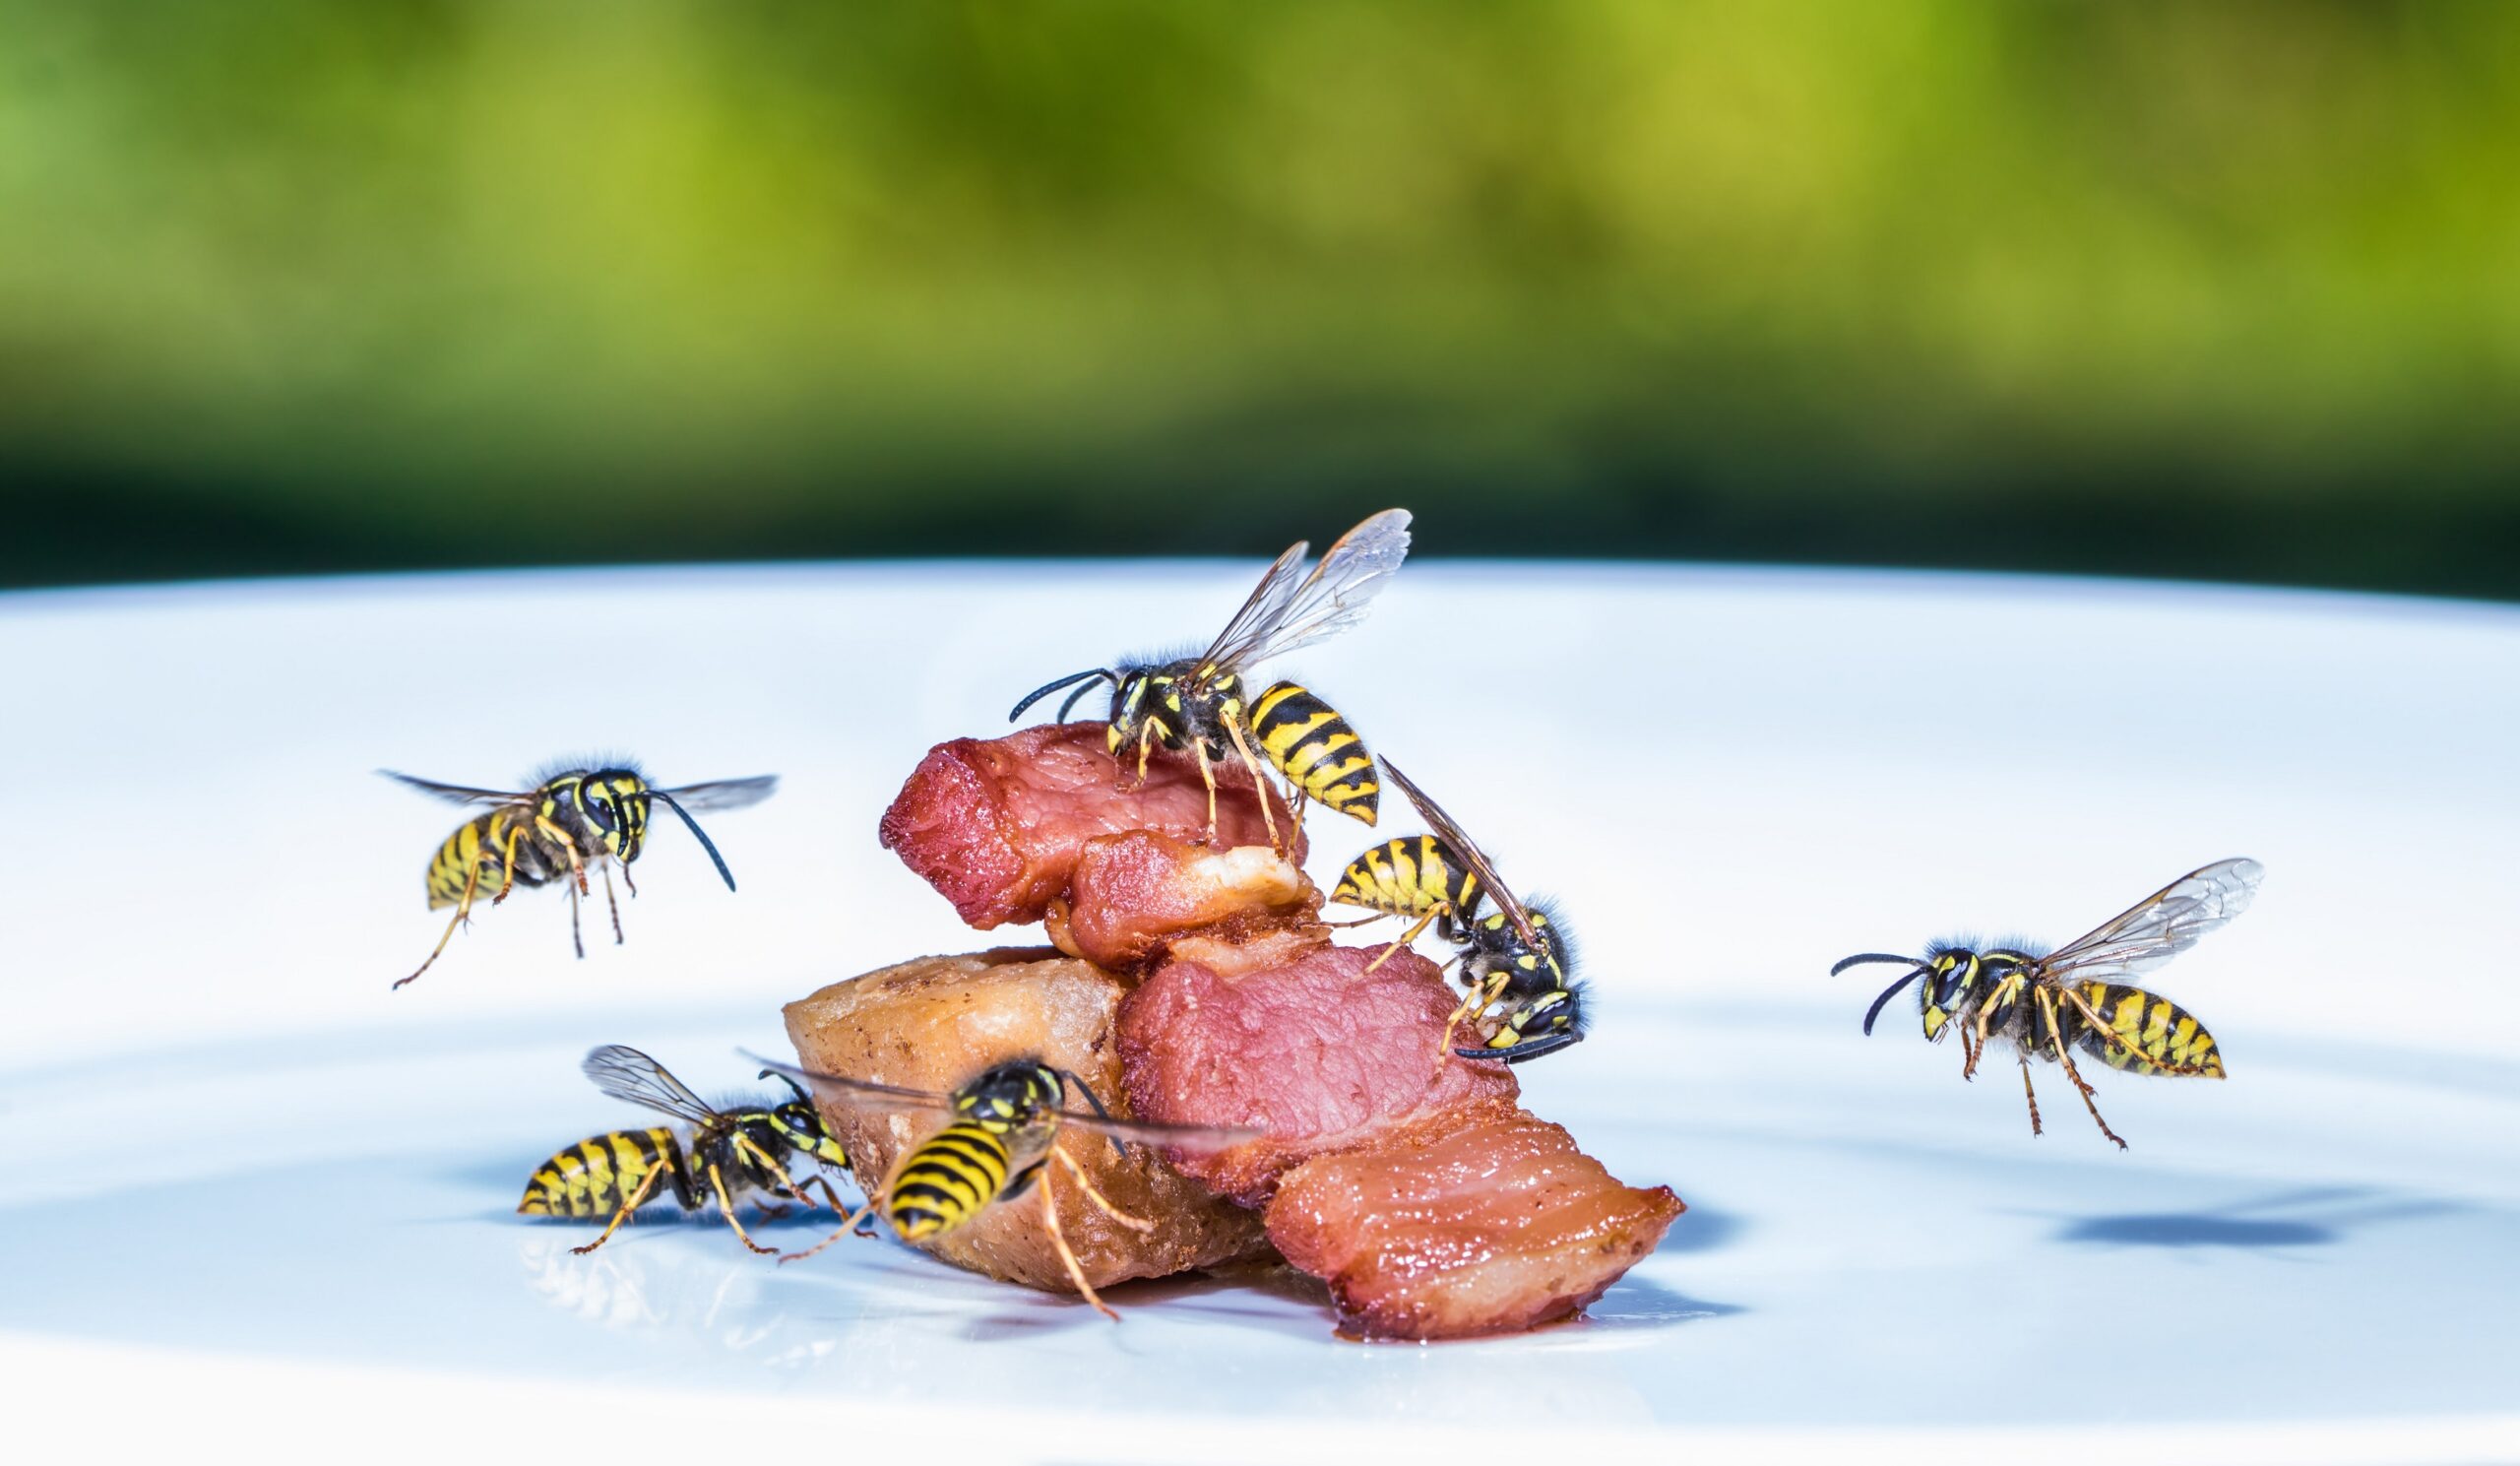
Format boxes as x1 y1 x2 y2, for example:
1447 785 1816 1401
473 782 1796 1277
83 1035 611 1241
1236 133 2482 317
780 513 1683 1339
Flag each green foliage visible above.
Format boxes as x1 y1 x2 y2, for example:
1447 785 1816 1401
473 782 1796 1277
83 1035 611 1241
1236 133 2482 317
4 2 2517 591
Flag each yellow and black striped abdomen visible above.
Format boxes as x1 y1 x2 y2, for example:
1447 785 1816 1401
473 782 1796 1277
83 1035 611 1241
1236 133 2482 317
1249 680 1378 823
1332 836 1475 918
2075 983 2224 1078
425 813 504 909
518 1125 688 1218
885 1122 1014 1242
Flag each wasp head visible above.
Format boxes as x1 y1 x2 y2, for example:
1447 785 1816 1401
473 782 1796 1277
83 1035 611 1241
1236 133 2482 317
767 1101 850 1168
579 771 654 861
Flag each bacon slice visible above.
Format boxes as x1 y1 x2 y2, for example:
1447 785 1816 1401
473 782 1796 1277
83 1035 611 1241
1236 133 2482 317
879 723 1302 929
1115 941 1520 1206
1055 830 1326 973
783 949 1272 1294
1265 1108 1684 1341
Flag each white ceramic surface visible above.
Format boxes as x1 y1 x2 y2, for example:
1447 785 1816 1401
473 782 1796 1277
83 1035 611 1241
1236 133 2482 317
1 563 2515 1463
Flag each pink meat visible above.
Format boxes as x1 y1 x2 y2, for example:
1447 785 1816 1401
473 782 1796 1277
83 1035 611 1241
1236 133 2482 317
1059 830 1325 973
1265 1109 1685 1341
1115 941 1519 1206
878 722 1302 929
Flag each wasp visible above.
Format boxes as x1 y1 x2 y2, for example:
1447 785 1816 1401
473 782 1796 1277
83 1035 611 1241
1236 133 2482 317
1008 509 1412 848
1833 857 2261 1148
750 1052 1254 1319
520 1045 855 1256
382 761 776 988
1329 759 1585 1063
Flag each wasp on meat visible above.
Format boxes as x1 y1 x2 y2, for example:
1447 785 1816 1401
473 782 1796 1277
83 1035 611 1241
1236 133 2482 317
750 1052 1257 1319
520 1045 855 1255
1328 759 1585 1064
1833 857 2261 1148
1008 509 1412 849
382 760 777 988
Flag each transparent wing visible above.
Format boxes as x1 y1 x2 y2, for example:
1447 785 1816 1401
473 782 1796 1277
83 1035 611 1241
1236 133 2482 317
656 775 779 812
1379 758 1544 955
378 770 532 807
582 1044 724 1125
2035 858 2265 984
1200 508 1413 673
746 1053 1262 1153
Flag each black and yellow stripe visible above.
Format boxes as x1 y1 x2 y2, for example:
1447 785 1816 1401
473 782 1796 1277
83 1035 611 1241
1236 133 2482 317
2075 982 2224 1078
518 1126 692 1218
885 1121 1017 1242
425 810 518 909
1250 680 1379 823
1332 835 1476 919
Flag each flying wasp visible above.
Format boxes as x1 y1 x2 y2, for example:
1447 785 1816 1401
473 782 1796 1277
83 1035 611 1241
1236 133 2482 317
1833 857 2261 1148
521 1045 855 1255
748 1052 1256 1319
1008 509 1412 848
1329 759 1585 1064
382 761 776 988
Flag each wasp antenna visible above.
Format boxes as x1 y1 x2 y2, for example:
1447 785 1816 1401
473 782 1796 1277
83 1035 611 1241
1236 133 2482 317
760 1068 811 1105
1010 669 1113 724
1861 966 1928 1036
647 789 738 892
1056 1068 1128 1158
1830 952 1922 977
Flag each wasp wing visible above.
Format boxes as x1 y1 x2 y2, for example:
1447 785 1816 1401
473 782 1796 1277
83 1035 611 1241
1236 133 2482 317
379 770 532 806
747 1053 1262 1152
2034 858 2264 985
656 775 780 812
583 1045 724 1125
1198 508 1412 675
1053 1110 1264 1152
1379 758 1544 956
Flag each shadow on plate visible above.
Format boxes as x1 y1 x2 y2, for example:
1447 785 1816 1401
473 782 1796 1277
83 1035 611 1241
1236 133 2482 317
2048 1185 2465 1251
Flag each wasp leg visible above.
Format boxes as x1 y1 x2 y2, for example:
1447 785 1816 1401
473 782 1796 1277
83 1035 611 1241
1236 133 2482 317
600 863 625 946
536 814 592 896
1964 1007 1995 1081
1191 738 1223 846
795 1173 852 1214
571 1163 665 1256
1050 1142 1153 1235
704 1164 777 1255
397 856 486 989
1437 972 1511 1061
2040 988 2126 1150
490 822 526 906
1134 720 1158 786
1037 1159 1120 1322
1218 712 1283 851
2018 1055 2045 1136
780 1196 884 1264
618 860 638 899
1361 908 1442 975
567 880 585 960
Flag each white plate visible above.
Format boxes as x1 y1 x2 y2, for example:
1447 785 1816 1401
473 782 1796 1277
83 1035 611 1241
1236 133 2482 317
2 563 2516 1463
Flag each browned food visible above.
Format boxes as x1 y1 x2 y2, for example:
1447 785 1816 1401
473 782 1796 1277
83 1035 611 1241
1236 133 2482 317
783 949 1273 1294
1265 1108 1685 1341
1054 830 1327 973
1115 941 1520 1206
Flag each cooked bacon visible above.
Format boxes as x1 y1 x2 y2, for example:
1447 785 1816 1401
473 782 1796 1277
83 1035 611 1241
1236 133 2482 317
879 722 1302 929
1265 1108 1684 1341
1054 830 1326 973
1115 941 1520 1206
783 949 1273 1294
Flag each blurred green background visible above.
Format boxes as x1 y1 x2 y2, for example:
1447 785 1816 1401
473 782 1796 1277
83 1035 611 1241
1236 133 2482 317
5 1 2517 595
